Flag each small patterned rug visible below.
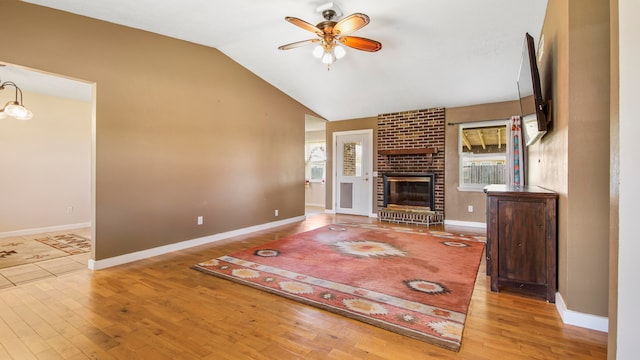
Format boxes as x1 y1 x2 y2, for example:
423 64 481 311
0 234 91 269
193 223 484 352
35 234 91 255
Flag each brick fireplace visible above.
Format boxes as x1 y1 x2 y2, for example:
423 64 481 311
377 108 445 225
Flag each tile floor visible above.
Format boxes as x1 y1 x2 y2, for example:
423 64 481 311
0 227 91 290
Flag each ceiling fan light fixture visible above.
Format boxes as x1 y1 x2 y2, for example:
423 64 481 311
312 45 324 58
321 51 335 65
334 45 346 59
278 5 381 70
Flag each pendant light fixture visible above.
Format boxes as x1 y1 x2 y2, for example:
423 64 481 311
0 81 33 120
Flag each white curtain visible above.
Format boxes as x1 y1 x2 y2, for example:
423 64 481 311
506 115 524 188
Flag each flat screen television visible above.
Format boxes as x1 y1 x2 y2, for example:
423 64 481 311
517 33 548 146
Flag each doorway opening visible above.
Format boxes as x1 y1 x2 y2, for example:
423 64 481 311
0 62 94 288
305 115 327 217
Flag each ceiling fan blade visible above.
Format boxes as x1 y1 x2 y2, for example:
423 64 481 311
278 39 320 50
333 13 370 35
285 17 323 35
339 36 382 52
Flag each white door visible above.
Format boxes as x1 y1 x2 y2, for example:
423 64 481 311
334 130 372 216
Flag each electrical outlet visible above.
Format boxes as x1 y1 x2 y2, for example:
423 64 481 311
66 206 74 213
197 216 203 225
275 209 279 217
468 205 474 213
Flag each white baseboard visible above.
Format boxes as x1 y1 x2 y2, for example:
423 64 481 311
443 219 487 229
555 292 608 332
0 222 92 239
88 216 306 270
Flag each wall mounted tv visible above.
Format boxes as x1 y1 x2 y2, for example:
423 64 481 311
517 32 549 146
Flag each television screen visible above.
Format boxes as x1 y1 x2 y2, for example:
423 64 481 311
517 33 548 146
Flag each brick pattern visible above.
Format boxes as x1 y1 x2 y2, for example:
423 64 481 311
377 108 446 221
378 209 444 226
342 143 357 176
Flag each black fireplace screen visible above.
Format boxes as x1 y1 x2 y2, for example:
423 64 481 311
383 174 435 210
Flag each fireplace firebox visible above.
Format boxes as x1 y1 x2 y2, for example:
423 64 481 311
383 174 435 210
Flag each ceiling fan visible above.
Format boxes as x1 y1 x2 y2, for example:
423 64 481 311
277 5 382 69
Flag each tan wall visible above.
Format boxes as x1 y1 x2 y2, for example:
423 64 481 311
0 91 91 233
532 0 571 312
444 100 521 223
325 117 378 212
1 1 314 260
567 0 610 319
531 0 610 316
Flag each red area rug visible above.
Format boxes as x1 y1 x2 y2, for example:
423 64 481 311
192 223 485 351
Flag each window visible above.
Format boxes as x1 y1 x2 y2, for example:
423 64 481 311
341 140 362 177
459 120 509 191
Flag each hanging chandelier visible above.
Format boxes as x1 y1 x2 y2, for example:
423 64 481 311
0 80 33 120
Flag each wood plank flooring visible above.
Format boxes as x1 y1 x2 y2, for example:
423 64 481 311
0 214 607 359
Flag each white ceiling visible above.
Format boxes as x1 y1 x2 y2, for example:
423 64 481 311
19 0 548 121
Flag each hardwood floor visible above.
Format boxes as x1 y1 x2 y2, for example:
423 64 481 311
0 214 607 359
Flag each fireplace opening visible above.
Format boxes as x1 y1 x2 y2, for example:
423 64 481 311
383 174 435 211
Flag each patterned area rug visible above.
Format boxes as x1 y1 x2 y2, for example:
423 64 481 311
0 234 91 269
35 234 91 255
193 223 485 351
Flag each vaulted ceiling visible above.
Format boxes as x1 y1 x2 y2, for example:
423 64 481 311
18 0 548 121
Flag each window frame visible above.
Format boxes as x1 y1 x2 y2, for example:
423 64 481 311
458 119 510 192
305 141 326 183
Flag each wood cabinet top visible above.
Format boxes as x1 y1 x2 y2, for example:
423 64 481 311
484 184 558 198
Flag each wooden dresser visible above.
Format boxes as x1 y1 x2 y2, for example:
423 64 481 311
484 185 558 303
